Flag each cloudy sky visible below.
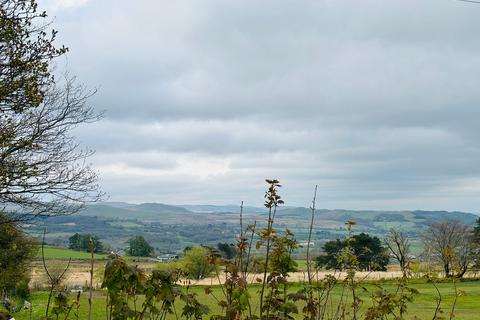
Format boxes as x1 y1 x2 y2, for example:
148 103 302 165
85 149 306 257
39 0 480 211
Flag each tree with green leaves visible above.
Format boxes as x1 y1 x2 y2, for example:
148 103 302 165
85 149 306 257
0 0 102 224
0 213 37 298
316 232 389 271
0 0 67 112
315 239 344 270
217 242 236 259
472 217 480 244
127 236 154 257
68 233 104 253
470 218 480 273
182 246 215 280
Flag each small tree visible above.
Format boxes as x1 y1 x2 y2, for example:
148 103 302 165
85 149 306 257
127 236 153 257
422 220 474 277
182 246 215 280
385 228 411 278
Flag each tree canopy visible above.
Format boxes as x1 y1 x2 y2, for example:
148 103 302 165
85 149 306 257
182 246 216 280
217 242 236 259
316 233 389 271
0 0 67 112
127 236 153 257
68 233 104 253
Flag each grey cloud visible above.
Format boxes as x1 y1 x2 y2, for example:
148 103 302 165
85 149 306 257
54 0 480 124
45 0 480 212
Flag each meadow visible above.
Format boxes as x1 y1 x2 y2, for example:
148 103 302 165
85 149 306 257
10 279 480 319
36 246 108 260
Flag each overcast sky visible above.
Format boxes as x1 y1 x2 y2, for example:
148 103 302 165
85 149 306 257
39 0 480 211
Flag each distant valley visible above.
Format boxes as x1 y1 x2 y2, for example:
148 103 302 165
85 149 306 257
26 202 479 254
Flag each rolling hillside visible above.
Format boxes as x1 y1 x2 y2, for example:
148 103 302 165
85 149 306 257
27 202 479 253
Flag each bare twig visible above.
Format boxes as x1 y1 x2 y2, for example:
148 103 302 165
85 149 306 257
449 278 458 320
305 185 318 320
431 279 442 320
42 229 72 319
306 185 318 285
88 237 95 320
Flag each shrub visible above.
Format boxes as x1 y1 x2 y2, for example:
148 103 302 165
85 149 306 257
181 246 216 280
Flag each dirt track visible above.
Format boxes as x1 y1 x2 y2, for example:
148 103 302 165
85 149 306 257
30 260 405 288
30 260 157 289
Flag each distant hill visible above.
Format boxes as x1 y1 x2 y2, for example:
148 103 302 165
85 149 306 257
136 203 191 214
412 210 478 223
275 207 478 225
80 204 139 219
81 202 192 220
81 202 478 230
100 202 137 209
179 204 267 213
30 202 478 252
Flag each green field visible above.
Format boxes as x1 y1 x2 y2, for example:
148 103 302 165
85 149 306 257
7 279 480 319
37 246 108 260
295 259 308 271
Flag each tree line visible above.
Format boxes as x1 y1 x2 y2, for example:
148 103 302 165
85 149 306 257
315 218 480 279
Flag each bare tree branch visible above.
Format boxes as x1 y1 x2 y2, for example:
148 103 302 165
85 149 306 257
1 1 103 223
385 228 411 278
421 221 474 278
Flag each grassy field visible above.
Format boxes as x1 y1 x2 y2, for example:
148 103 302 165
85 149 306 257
295 259 308 271
36 246 109 260
7 279 480 319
